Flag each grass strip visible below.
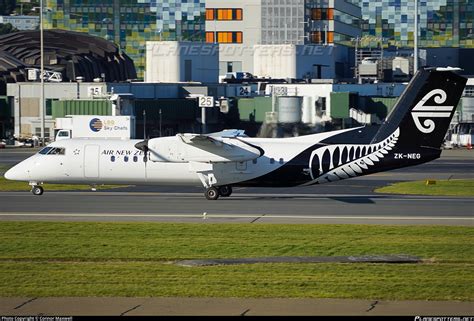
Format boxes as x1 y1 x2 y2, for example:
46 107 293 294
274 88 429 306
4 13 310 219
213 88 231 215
375 179 474 197
0 222 472 300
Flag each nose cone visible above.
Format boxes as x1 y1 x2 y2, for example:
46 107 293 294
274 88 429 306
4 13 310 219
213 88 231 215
4 163 29 181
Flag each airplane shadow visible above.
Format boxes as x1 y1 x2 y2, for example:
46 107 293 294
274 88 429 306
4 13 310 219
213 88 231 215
229 196 378 204
328 197 376 204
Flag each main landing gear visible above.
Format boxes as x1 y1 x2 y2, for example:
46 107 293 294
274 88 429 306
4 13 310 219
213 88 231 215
204 185 233 200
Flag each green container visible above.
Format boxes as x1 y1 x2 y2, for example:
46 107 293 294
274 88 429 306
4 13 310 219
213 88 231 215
52 100 112 119
330 92 350 118
237 97 272 122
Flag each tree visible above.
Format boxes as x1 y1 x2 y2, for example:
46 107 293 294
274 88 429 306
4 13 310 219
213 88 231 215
0 0 17 16
0 23 17 35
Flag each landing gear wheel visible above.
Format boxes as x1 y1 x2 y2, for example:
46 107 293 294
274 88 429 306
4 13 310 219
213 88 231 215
218 186 233 197
31 185 44 196
205 187 220 200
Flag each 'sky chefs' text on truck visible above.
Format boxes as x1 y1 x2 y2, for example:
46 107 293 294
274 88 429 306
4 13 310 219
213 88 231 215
55 116 136 141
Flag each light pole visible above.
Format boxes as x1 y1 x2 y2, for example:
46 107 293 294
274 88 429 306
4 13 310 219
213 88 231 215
143 109 146 139
159 109 162 137
40 0 45 146
414 0 419 73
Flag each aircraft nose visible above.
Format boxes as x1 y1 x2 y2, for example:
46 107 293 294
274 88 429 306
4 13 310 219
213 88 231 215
4 163 29 181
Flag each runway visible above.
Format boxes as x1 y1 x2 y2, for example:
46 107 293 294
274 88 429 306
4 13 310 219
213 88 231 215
0 190 472 225
0 148 473 225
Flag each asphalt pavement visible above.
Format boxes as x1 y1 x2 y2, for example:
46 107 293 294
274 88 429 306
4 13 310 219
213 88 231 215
1 297 473 316
0 148 472 226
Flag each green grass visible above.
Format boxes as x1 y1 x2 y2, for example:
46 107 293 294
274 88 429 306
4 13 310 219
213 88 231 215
0 177 128 191
375 179 474 197
0 222 472 300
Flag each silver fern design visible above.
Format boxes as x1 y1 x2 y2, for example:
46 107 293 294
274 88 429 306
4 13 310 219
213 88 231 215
306 128 400 184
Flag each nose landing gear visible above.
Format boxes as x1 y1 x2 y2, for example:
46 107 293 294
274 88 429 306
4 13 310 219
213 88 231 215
31 185 44 196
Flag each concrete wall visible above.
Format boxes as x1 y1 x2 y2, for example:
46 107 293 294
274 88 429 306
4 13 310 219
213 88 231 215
263 81 406 125
7 82 109 138
206 0 262 75
253 44 352 79
145 41 219 83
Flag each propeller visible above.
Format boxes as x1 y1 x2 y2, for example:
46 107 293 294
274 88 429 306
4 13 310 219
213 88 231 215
134 140 149 164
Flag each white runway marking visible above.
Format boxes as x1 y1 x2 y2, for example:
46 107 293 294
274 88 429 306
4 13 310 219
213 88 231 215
0 191 473 202
0 212 472 221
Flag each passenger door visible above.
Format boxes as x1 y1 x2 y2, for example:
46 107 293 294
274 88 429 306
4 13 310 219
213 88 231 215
84 145 100 178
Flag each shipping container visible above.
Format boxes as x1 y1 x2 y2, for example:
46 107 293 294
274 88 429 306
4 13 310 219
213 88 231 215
52 100 112 119
330 92 350 118
237 97 272 123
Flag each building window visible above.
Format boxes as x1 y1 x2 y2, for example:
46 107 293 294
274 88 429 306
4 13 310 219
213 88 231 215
310 31 334 44
206 8 243 21
35 127 50 138
214 31 243 44
205 8 215 21
205 31 215 43
328 31 334 43
311 8 335 20
327 8 334 20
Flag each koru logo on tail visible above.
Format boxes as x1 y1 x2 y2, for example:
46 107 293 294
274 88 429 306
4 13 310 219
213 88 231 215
411 89 454 134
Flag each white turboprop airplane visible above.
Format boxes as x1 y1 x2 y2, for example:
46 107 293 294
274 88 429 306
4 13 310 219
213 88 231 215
4 68 467 200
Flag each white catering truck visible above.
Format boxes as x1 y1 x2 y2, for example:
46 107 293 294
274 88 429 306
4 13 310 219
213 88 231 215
55 115 136 141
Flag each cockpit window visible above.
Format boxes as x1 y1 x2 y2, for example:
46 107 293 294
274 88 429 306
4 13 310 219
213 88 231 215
38 147 65 155
38 147 52 155
49 147 65 155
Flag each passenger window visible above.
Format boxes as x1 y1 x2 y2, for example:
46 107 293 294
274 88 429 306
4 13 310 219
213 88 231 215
124 156 129 162
111 156 115 162
252 159 257 164
133 156 138 162
279 158 284 164
270 158 275 164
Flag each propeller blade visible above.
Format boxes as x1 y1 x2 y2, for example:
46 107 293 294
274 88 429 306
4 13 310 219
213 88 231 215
134 140 149 163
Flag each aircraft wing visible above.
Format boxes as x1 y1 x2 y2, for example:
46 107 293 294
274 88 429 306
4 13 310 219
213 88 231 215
139 130 263 163
178 129 247 145
178 133 231 147
175 131 263 163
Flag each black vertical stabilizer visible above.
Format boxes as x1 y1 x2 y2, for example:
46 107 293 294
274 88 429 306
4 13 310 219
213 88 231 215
371 68 467 149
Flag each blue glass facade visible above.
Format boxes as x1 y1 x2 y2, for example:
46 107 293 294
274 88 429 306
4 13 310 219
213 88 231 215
45 0 206 78
360 0 474 48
